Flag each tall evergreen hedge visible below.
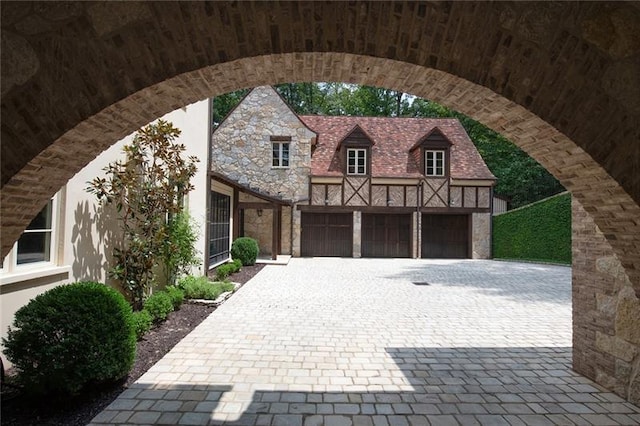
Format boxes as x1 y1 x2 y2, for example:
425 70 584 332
493 192 571 264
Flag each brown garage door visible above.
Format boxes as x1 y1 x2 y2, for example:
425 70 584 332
421 214 469 258
362 214 411 258
301 213 353 257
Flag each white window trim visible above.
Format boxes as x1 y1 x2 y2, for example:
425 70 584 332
272 141 290 169
347 148 367 175
1 192 65 284
425 150 446 177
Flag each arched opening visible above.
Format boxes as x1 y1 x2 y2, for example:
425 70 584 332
2 1 638 404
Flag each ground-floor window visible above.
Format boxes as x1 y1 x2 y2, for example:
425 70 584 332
2 195 59 274
209 191 231 266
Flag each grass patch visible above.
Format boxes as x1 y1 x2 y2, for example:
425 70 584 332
493 192 571 264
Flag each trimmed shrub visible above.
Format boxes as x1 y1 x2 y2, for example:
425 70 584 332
2 281 136 395
215 261 240 281
231 237 259 266
233 258 242 270
143 291 174 323
165 285 185 309
131 310 153 340
178 276 235 300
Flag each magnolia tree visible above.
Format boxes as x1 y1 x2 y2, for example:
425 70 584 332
87 120 199 309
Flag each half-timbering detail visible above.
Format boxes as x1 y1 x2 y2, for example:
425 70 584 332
210 87 495 261
344 177 370 206
422 178 449 208
300 113 495 259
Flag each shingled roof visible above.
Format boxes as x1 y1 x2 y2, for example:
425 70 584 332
299 116 496 181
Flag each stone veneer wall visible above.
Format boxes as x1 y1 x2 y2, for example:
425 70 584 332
211 86 314 202
243 209 273 256
573 198 640 405
238 192 293 256
472 213 491 259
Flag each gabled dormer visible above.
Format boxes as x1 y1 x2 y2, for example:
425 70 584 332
336 125 374 176
410 127 452 178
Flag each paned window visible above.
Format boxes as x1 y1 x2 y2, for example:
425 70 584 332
2 195 59 275
17 200 53 264
209 191 231 266
272 142 290 168
425 150 445 177
347 148 367 175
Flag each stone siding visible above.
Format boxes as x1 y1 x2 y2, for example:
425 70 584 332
472 213 491 259
353 211 362 258
573 198 640 405
211 86 314 203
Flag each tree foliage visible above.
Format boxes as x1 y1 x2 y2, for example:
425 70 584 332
87 120 199 309
211 83 564 208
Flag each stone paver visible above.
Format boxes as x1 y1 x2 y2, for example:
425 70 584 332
90 259 640 425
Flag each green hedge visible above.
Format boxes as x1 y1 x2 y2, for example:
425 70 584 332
493 192 571 264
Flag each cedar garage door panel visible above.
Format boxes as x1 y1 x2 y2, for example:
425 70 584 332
301 213 352 257
421 214 469 258
362 214 411 258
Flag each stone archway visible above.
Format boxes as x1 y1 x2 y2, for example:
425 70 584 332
2 2 639 403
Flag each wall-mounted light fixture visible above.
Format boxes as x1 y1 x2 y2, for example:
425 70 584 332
257 209 263 217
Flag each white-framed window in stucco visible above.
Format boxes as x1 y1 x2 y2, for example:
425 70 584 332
425 150 445 177
1 192 62 277
271 136 291 168
347 148 367 175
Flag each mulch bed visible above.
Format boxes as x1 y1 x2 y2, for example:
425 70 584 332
1 263 265 426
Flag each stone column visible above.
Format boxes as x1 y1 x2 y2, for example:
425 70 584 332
572 198 640 405
291 207 301 257
413 211 420 258
353 211 362 258
471 212 491 259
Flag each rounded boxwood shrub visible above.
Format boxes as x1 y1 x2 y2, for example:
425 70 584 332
165 285 185 309
131 310 153 340
2 281 136 395
231 237 259 266
143 291 174 323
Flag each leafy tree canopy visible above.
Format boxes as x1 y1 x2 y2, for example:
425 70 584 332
211 83 564 208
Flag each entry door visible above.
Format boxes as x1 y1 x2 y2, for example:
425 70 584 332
301 213 353 257
362 214 411 258
421 214 469 258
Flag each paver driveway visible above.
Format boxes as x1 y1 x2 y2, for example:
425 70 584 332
91 259 640 425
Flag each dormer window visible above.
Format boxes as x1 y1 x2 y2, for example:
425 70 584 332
338 125 374 177
410 127 452 178
425 150 445 177
347 148 367 175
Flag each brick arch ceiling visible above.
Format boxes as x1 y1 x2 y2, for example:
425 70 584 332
1 2 639 287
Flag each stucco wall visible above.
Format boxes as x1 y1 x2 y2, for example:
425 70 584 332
0 100 209 365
